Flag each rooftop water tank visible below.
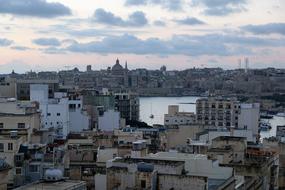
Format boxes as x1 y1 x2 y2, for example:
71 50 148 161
44 168 63 182
137 162 154 173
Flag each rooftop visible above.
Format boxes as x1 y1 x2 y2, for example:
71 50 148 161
14 180 86 190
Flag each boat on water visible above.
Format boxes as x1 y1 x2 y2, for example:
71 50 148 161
149 103 154 119
259 121 272 131
276 112 285 117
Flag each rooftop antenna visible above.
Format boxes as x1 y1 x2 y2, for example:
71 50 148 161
245 57 249 73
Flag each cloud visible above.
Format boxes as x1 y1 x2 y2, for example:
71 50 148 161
174 17 206 25
0 38 13 46
11 46 31 51
192 0 247 16
125 0 184 11
0 0 71 18
93 9 148 27
33 38 61 46
153 20 166 26
241 23 285 35
63 33 284 56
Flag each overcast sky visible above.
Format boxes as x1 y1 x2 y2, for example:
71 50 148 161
0 0 284 73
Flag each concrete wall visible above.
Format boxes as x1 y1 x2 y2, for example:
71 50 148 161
238 103 260 138
165 125 203 149
0 169 11 190
97 148 118 163
30 84 48 103
95 174 106 190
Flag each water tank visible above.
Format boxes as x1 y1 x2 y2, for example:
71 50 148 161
44 168 63 182
137 162 154 173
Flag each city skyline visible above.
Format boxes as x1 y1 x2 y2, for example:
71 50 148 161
0 0 285 73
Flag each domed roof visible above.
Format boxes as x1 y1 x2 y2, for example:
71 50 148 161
112 59 124 71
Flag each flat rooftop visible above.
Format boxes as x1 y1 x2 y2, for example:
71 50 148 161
14 180 86 190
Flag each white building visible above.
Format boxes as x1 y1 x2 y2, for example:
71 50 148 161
238 103 260 140
30 84 89 139
98 109 120 131
164 105 195 126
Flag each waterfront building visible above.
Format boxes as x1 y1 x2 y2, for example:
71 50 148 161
114 92 140 122
196 97 260 142
164 105 195 126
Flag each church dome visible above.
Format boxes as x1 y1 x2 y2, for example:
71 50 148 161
112 59 124 71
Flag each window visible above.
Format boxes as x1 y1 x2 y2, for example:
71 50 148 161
47 113 51 116
69 104 76 109
0 123 3 128
15 155 22 161
15 168 22 175
18 123 25 129
0 143 3 152
29 165 39 173
78 104 81 108
141 180 146 188
8 143 13 151
57 113 61 116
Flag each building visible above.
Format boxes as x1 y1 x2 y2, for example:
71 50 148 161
0 99 41 143
0 77 16 98
277 125 285 142
196 97 260 142
16 79 59 100
0 136 25 188
196 97 239 128
14 180 87 190
208 136 279 190
263 138 285 190
164 105 195 126
114 92 139 122
30 85 89 139
103 151 235 190
0 158 11 190
98 109 120 131
237 103 260 140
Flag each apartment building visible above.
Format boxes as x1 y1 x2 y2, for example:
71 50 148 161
196 97 239 128
196 97 260 141
0 99 40 143
30 85 89 139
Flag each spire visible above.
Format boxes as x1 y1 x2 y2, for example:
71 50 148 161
125 61 128 70
116 58 119 65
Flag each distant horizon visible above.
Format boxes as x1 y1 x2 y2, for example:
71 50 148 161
1 60 284 75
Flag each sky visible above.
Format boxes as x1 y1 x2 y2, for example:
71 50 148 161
0 0 284 73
